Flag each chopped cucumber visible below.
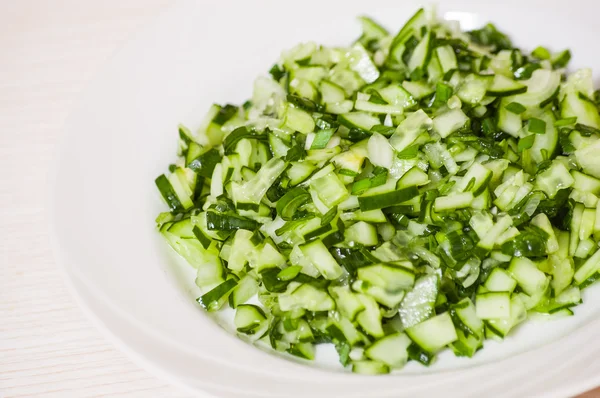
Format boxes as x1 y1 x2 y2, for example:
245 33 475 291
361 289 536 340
156 8 600 373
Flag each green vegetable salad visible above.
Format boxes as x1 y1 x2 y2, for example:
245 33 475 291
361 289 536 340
155 8 600 373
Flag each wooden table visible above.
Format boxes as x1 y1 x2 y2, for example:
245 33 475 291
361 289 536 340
0 1 598 397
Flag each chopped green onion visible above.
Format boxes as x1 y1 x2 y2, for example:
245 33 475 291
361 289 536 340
276 188 311 220
531 46 551 60
277 265 303 281
269 64 286 81
397 145 420 159
435 82 453 105
352 179 372 195
554 117 577 127
505 102 526 114
310 129 335 149
285 143 306 161
518 135 536 151
528 118 546 135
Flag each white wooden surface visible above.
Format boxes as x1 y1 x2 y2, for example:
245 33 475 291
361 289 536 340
0 1 190 397
0 1 598 397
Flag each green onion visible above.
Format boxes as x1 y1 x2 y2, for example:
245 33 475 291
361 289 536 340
269 64 286 81
528 118 546 134
276 188 311 220
517 135 536 151
277 265 303 281
435 82 453 105
531 46 551 60
310 129 334 149
397 145 420 159
505 102 526 114
285 143 306 161
554 117 577 127
352 178 373 195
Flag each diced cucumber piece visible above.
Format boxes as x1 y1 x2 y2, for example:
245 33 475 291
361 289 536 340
486 74 527 97
352 360 390 375
436 45 457 74
347 43 380 84
408 31 432 72
357 263 415 293
389 109 432 152
476 292 511 319
285 105 315 134
434 192 474 212
320 80 346 103
329 286 364 321
399 274 438 328
484 268 517 292
572 170 600 194
300 239 343 280
508 257 550 296
365 333 412 369
235 304 268 339
367 132 394 169
485 295 527 337
345 221 379 246
356 294 384 339
339 112 381 131
230 275 259 308
406 312 458 353
353 280 406 308
574 246 600 285
535 160 574 198
402 81 435 99
452 298 484 338
397 167 430 188
432 108 470 138
310 171 349 208
279 283 336 312
378 85 416 108
575 140 600 179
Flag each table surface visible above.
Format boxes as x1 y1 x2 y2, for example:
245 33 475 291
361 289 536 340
0 1 598 397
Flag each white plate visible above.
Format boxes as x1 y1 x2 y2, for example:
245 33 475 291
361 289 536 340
51 0 600 396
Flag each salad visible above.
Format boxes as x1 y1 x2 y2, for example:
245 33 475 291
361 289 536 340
154 8 600 374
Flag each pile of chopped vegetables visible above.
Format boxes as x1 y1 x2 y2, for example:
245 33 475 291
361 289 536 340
155 8 600 374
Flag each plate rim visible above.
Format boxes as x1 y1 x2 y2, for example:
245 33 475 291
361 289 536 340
48 0 600 396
